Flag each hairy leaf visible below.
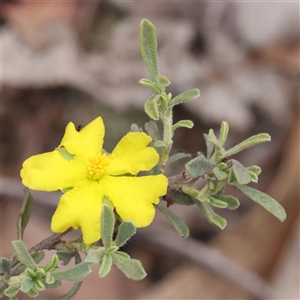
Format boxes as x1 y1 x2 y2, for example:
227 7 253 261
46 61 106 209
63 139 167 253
140 19 159 83
156 204 190 238
170 89 200 108
236 184 286 222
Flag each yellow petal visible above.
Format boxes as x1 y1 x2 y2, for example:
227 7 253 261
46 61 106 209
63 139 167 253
101 174 168 227
60 117 105 159
107 132 159 175
51 179 103 245
20 151 86 191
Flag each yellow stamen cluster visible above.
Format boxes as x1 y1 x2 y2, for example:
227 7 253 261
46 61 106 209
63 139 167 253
88 153 109 180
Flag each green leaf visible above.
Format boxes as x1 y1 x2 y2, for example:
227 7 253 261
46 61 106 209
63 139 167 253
194 201 227 229
27 288 39 297
20 277 34 293
58 282 82 300
139 79 161 94
247 165 261 183
0 257 11 278
101 204 115 249
85 248 105 264
169 189 194 206
169 89 200 108
112 252 146 280
208 196 228 209
12 240 37 270
230 159 251 185
217 195 240 210
114 221 136 248
45 273 56 285
57 147 74 161
44 255 59 272
144 94 160 120
208 129 222 149
204 133 214 159
247 165 261 175
156 204 190 238
213 166 228 181
236 184 286 222
34 279 45 291
31 251 45 265
172 120 194 131
140 19 159 83
130 123 141 132
57 250 74 266
166 152 191 167
154 140 167 148
4 284 20 298
185 154 216 178
224 133 271 157
145 121 160 142
51 262 91 282
99 254 113 278
218 121 229 146
17 188 34 240
158 75 171 89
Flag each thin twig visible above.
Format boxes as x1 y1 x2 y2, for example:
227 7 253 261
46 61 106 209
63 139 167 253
11 228 73 268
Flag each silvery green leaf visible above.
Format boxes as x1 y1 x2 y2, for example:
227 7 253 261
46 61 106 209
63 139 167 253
58 282 82 300
99 254 113 278
144 94 160 120
208 196 228 208
218 121 229 146
57 250 74 266
156 204 190 238
172 120 194 131
154 140 166 148
85 248 105 264
51 263 91 282
247 165 261 175
115 221 136 248
12 240 37 270
27 288 39 297
208 129 222 149
169 89 200 108
0 257 11 278
34 279 45 291
213 166 228 181
194 201 227 229
217 195 240 210
145 121 160 142
224 133 271 157
140 19 159 83
17 188 34 241
236 184 286 222
185 155 216 178
230 159 251 185
166 152 191 167
169 189 194 206
4 284 20 298
101 204 115 249
20 278 34 293
139 79 161 94
204 133 214 159
159 75 171 89
112 252 146 280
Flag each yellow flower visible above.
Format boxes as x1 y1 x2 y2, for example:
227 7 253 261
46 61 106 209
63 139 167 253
21 117 168 244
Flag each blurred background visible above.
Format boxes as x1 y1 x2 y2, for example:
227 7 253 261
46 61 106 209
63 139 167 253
1 1 299 299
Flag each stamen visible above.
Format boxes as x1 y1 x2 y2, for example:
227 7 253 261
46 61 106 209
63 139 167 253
88 153 109 180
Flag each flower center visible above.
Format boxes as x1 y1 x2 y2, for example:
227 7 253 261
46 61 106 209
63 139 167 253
88 153 109 180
